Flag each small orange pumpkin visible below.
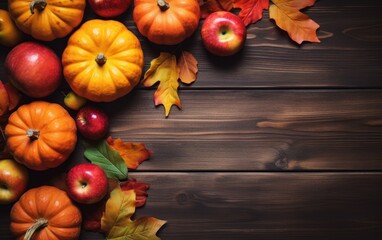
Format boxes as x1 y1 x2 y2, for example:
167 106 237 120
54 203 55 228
10 186 82 240
62 19 144 102
133 0 201 45
5 101 77 171
7 0 86 41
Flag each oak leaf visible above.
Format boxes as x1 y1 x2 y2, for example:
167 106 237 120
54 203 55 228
234 0 269 26
101 187 166 240
142 52 198 117
107 136 152 170
269 0 320 44
178 51 198 84
199 0 234 18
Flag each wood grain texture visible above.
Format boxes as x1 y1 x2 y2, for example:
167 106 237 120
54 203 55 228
1 173 381 240
86 89 382 171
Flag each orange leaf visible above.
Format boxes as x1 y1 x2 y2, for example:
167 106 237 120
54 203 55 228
269 0 320 44
199 0 234 18
178 51 198 84
234 0 269 26
107 136 151 170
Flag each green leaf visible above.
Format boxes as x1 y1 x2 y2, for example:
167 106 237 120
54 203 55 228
84 140 128 180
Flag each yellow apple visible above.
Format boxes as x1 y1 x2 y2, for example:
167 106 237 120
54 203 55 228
64 91 88 110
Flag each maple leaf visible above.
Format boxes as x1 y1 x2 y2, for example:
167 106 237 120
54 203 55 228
234 0 269 26
199 0 234 18
106 136 152 170
269 0 320 44
101 187 166 240
120 178 150 208
142 51 198 117
178 51 198 84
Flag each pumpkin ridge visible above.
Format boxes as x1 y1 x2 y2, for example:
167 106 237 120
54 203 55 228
9 202 35 224
110 60 142 86
101 22 126 57
45 9 72 37
8 0 86 41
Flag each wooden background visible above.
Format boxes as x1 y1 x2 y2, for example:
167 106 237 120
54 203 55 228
1 0 382 239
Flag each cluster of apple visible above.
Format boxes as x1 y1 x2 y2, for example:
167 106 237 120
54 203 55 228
0 161 109 205
1 41 111 205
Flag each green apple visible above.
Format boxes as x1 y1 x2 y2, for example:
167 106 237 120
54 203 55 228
0 159 29 204
64 91 87 110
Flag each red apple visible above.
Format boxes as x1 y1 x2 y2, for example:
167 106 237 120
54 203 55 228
0 159 29 204
4 42 62 98
201 11 247 57
65 163 108 204
87 0 132 18
76 105 109 140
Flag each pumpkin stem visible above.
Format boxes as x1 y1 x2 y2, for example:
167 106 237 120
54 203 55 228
157 0 169 11
24 218 48 240
95 53 107 66
30 0 47 14
26 129 40 140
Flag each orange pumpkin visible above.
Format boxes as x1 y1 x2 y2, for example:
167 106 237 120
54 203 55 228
62 19 144 102
133 0 201 45
7 0 86 41
4 101 77 171
10 186 82 240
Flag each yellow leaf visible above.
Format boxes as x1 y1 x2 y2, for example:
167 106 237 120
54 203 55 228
269 0 320 44
101 187 166 240
142 52 180 117
101 188 136 235
178 51 198 84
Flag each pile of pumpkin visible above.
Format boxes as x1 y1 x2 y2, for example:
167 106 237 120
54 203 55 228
1 0 201 239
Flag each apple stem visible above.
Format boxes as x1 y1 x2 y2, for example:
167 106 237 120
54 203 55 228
26 129 40 140
24 218 48 240
95 53 107 66
30 0 47 14
157 0 169 11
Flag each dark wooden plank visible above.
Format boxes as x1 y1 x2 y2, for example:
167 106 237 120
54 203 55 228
2 172 381 240
1 0 382 88
64 89 382 171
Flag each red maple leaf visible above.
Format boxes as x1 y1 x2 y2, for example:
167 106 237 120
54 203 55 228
234 0 270 26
